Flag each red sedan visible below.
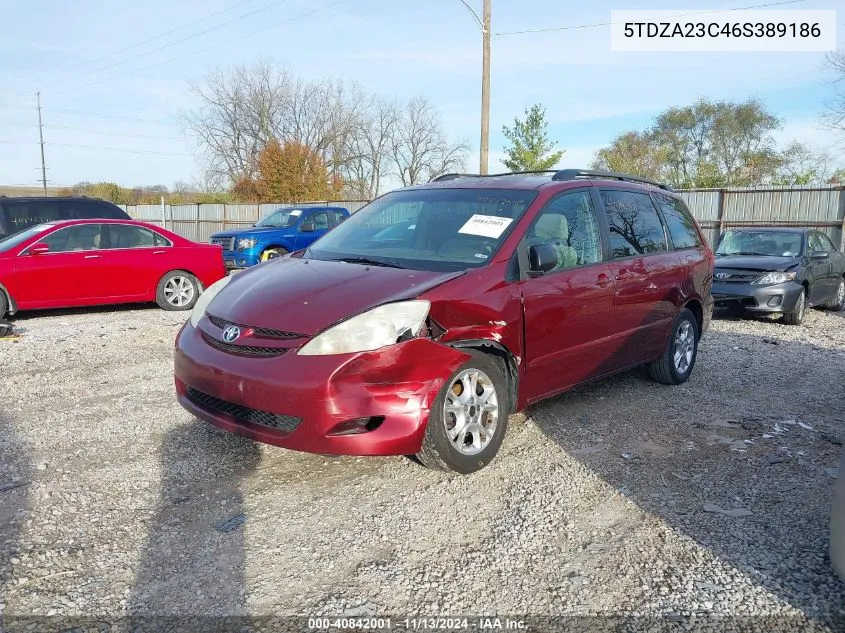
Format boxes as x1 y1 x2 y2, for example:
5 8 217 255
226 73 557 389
0 219 225 318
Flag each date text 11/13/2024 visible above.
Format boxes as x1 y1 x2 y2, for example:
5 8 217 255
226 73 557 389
307 617 528 630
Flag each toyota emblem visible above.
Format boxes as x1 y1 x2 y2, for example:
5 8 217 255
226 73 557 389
715 272 731 280
222 325 241 343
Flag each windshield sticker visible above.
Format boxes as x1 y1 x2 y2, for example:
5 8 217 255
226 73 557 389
458 214 513 239
474 253 489 259
289 209 302 216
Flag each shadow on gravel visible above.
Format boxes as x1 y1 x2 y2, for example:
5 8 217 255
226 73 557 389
10 303 159 322
529 320 845 624
0 412 32 620
129 421 261 621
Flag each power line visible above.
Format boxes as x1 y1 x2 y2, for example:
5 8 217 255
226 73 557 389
51 0 353 98
7 0 263 93
37 93 48 196
0 104 180 127
39 0 294 93
0 140 192 157
5 122 183 141
495 0 806 36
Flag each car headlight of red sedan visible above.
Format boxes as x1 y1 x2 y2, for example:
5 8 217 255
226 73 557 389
298 300 430 356
189 276 233 327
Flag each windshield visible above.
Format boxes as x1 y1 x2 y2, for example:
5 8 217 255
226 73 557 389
306 188 538 272
255 208 302 228
0 224 53 252
716 230 803 257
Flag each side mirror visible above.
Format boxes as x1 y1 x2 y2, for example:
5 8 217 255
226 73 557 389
810 250 829 260
29 242 50 255
528 243 558 276
300 222 316 233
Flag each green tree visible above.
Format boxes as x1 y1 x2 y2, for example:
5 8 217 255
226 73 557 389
591 131 667 181
501 104 564 172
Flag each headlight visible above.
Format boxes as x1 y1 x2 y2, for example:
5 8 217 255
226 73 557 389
237 238 257 249
189 276 233 327
753 272 797 285
298 300 430 356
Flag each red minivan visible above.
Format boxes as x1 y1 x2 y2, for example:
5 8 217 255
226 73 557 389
175 170 714 473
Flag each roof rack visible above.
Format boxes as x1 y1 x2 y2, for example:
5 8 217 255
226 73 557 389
551 169 673 191
431 170 559 182
430 169 673 191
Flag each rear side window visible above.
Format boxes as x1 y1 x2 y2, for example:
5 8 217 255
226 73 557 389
71 200 127 220
654 194 702 249
153 232 171 247
106 224 157 248
4 202 66 231
600 190 668 258
330 211 346 226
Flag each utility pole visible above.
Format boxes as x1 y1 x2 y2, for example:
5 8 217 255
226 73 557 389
480 0 491 175
36 92 47 195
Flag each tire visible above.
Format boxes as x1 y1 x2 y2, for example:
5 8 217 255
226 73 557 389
260 247 289 262
416 351 510 474
782 288 806 325
648 308 699 386
156 271 200 311
0 291 7 319
824 277 845 311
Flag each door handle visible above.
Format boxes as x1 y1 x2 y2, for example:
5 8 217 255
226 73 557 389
595 274 612 288
153 250 166 255
84 255 100 259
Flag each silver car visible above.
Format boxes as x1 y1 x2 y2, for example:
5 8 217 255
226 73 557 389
832 450 845 579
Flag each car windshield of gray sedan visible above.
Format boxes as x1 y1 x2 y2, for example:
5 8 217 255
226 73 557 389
0 224 53 252
305 188 538 272
254 208 301 228
716 230 803 257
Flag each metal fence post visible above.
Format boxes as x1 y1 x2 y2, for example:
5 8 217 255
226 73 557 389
195 203 201 242
716 189 727 237
838 187 845 251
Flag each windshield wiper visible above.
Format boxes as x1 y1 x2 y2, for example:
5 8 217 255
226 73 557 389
330 256 405 269
718 251 773 257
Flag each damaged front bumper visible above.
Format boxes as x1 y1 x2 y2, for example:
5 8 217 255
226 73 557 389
174 321 471 456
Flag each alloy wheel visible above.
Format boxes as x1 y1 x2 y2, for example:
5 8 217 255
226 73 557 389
443 368 499 456
672 320 695 374
163 276 195 308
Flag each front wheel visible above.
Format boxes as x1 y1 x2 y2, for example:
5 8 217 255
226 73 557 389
156 271 200 311
649 308 699 385
416 351 509 474
260 247 289 262
0 291 7 319
782 288 806 325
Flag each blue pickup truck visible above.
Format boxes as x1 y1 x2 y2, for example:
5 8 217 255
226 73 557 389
209 206 350 269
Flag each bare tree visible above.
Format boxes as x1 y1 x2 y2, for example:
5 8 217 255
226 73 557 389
184 62 467 195
825 51 845 133
390 96 468 186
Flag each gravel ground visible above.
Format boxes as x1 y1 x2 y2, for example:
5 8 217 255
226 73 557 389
0 305 844 631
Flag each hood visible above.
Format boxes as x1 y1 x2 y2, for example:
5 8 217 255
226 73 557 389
210 226 293 239
207 257 465 336
714 255 801 272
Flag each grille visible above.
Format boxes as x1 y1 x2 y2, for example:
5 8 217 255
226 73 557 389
210 236 235 250
186 387 301 433
206 314 303 339
714 269 760 283
201 330 286 357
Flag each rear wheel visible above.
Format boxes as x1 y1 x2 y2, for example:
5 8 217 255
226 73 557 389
648 308 699 385
824 278 845 311
260 247 288 262
782 288 806 325
156 271 200 311
416 351 509 474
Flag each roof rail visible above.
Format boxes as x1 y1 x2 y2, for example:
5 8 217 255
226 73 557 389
552 169 673 191
430 170 559 183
